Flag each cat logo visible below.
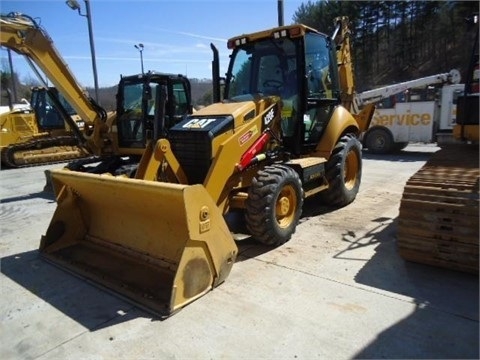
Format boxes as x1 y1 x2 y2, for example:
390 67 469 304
182 118 216 129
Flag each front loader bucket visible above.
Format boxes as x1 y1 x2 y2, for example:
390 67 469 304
40 170 238 317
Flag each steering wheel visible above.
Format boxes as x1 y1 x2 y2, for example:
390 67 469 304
263 79 283 88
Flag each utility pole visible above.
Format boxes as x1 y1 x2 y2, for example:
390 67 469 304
66 0 100 102
278 0 284 26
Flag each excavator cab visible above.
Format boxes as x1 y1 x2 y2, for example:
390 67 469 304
30 87 85 132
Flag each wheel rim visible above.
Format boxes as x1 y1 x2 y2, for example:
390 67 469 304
275 184 297 228
344 149 359 190
373 134 386 149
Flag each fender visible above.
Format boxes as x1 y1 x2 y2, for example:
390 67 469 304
314 105 360 159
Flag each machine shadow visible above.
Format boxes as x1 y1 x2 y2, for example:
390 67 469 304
349 218 478 317
1 202 328 328
230 195 333 262
362 148 437 162
1 250 146 330
0 191 55 204
339 217 479 358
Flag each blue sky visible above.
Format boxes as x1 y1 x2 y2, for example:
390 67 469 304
1 0 304 88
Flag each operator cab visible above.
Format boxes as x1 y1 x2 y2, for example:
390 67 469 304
224 25 341 155
116 72 192 149
31 87 77 130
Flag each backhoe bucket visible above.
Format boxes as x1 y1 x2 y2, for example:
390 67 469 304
40 170 238 317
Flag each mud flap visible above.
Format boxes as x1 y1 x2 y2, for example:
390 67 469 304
41 169 238 317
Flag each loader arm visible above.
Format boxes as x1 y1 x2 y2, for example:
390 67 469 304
135 98 283 213
0 12 107 153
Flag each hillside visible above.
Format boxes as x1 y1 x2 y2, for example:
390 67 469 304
0 77 213 111
293 1 478 91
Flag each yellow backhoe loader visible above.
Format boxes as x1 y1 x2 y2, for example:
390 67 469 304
42 17 374 317
1 12 193 174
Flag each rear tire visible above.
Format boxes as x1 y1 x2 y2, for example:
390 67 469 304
319 133 362 207
245 165 304 246
365 128 393 154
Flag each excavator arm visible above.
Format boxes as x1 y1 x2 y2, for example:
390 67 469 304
0 12 107 153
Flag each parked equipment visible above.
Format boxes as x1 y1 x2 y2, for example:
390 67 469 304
397 14 479 273
354 70 463 153
63 71 193 176
1 12 193 175
41 17 373 317
0 86 88 167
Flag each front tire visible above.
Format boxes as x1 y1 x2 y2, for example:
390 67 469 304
319 133 362 207
245 165 304 246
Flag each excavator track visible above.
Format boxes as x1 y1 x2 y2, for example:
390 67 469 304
397 144 479 273
1 136 90 168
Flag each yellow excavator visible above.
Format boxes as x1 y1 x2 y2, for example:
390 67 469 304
397 14 479 274
0 12 108 166
0 86 89 167
0 12 193 174
41 17 374 317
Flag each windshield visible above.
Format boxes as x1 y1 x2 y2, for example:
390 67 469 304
225 32 339 103
226 37 298 101
122 82 143 113
117 76 191 147
305 33 339 99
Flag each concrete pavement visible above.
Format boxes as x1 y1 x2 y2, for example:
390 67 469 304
1 144 478 359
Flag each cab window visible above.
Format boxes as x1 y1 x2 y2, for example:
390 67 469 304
305 33 338 99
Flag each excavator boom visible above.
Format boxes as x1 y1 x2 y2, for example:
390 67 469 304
1 12 107 154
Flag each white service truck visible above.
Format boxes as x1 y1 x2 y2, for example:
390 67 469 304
356 70 465 153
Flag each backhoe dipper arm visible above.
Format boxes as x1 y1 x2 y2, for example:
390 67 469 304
332 16 356 110
0 12 107 153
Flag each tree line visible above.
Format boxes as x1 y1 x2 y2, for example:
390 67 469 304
292 0 478 91
0 67 214 111
2 1 477 108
